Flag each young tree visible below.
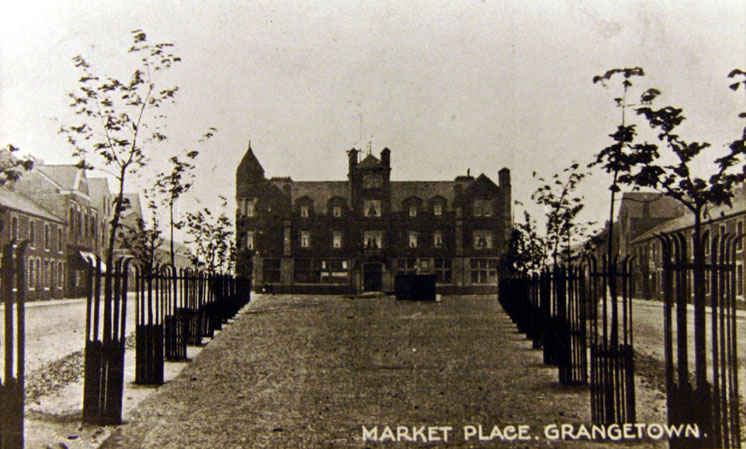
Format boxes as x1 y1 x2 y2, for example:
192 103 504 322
184 197 234 273
591 67 659 347
628 69 746 388
119 189 164 275
532 163 592 266
591 68 660 262
506 210 547 275
59 29 181 295
155 149 203 267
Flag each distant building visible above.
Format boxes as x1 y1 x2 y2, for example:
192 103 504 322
629 186 744 304
235 143 512 294
12 164 99 298
88 177 114 256
616 192 685 257
0 187 67 300
115 192 194 270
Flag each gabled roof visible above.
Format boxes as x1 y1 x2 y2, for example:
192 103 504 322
631 191 745 244
121 193 143 222
390 181 458 211
263 173 503 213
619 192 683 219
0 187 65 224
280 181 349 208
464 173 501 197
37 165 80 190
357 154 381 169
88 178 111 213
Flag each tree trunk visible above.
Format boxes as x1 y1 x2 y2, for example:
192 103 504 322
692 206 707 388
607 180 618 347
170 200 175 267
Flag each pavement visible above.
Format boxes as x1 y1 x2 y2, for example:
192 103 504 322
90 294 669 449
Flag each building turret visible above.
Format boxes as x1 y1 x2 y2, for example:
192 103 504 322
236 141 265 196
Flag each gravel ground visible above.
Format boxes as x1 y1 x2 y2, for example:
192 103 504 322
22 328 205 449
0 295 137 374
628 298 746 442
99 294 669 449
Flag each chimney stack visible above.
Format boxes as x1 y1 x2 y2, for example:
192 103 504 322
347 148 359 173
380 147 390 168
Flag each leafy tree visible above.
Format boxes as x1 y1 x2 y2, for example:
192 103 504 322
506 210 547 275
627 69 746 388
59 29 181 297
155 149 203 267
119 189 164 275
591 67 659 347
532 162 592 266
591 68 659 262
184 197 233 273
0 144 34 186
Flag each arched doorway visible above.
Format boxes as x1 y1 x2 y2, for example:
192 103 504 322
363 263 383 292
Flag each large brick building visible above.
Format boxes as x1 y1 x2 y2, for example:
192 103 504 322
235 144 512 294
0 187 67 300
12 163 101 297
628 187 744 304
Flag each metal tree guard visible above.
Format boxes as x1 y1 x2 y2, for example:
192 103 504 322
134 264 164 385
180 268 202 346
540 268 558 365
0 240 28 449
556 264 588 386
82 257 132 425
163 264 187 361
587 254 636 425
658 231 742 449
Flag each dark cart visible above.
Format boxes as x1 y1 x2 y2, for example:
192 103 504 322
394 274 436 301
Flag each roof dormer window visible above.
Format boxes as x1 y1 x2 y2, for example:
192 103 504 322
300 205 310 217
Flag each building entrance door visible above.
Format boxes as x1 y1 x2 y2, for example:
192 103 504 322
363 263 383 292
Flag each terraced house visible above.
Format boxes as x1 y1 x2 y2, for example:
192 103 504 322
628 187 745 306
0 188 67 300
235 143 512 294
12 163 103 298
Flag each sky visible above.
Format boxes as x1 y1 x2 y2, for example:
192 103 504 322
1 0 745 238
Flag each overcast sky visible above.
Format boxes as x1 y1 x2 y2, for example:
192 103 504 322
1 0 744 234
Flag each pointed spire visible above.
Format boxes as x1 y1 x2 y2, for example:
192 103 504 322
236 140 265 195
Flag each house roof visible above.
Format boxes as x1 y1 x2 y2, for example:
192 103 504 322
619 191 683 220
236 143 265 177
37 165 80 190
0 187 65 224
267 177 500 213
357 154 381 169
631 190 745 244
88 178 111 214
390 181 459 211
122 193 143 221
279 181 350 209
